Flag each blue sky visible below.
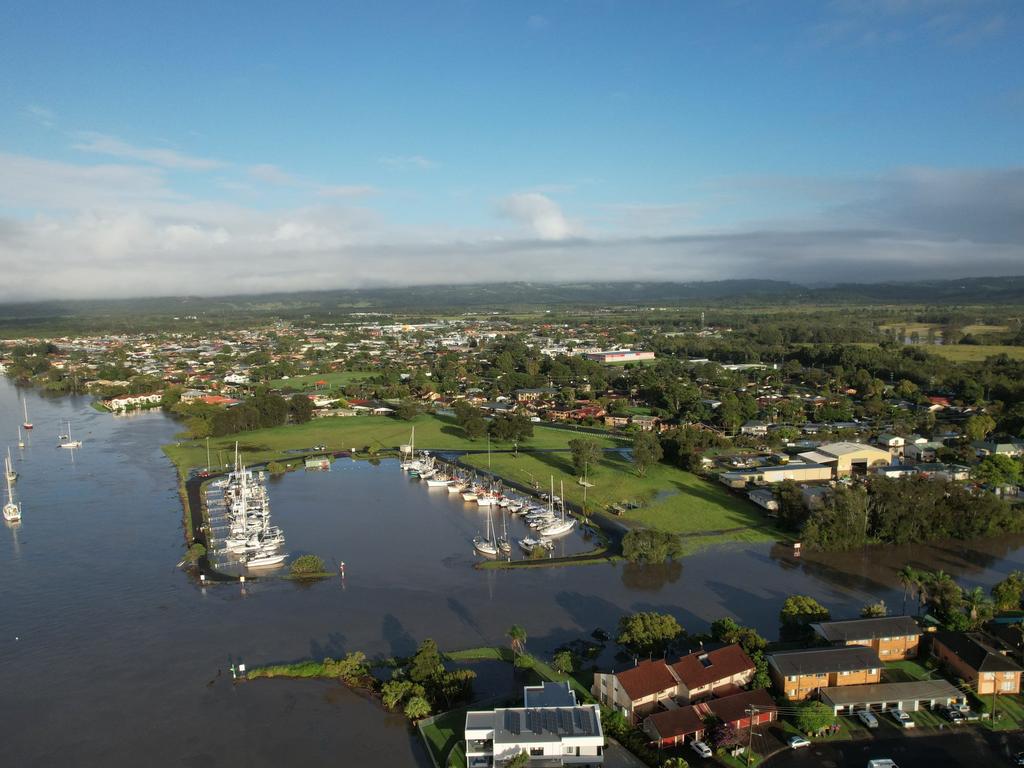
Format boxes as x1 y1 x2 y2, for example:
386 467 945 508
0 0 1021 299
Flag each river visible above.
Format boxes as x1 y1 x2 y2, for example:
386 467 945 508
2 377 1023 766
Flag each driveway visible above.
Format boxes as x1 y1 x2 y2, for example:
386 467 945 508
603 738 648 768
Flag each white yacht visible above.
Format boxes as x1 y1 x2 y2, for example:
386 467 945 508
473 509 499 557
59 421 82 449
3 469 21 522
4 448 16 483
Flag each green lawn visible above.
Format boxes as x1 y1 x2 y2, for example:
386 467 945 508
883 659 936 682
444 646 595 704
923 344 1024 362
420 707 467 768
162 413 620 476
267 370 374 389
462 449 776 539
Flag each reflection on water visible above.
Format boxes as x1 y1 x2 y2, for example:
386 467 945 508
4 376 1024 766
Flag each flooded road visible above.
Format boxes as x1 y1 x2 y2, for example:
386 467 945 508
2 376 1023 766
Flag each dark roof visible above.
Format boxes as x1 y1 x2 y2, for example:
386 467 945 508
671 644 755 690
932 632 1024 674
524 682 577 708
704 689 776 725
492 705 601 745
820 680 961 707
768 646 881 677
614 659 678 701
644 706 705 740
812 616 922 643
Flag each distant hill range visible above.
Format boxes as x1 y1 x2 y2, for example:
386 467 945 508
0 276 1022 325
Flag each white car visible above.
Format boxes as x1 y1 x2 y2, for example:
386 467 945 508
889 708 914 728
856 709 879 728
690 740 713 759
788 735 811 749
867 761 899 768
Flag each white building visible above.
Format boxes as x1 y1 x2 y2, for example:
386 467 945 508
106 392 163 412
465 682 604 768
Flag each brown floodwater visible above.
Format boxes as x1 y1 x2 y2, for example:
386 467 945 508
2 377 1022 766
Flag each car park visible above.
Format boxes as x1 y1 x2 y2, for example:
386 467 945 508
788 735 811 749
856 709 879 728
889 708 914 728
690 740 713 759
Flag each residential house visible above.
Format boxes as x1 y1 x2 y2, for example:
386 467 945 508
768 646 882 701
740 420 769 436
747 488 779 514
904 441 942 463
811 616 922 660
105 392 164 412
930 632 1024 695
464 682 604 768
876 433 905 458
643 689 776 748
515 388 557 404
592 644 754 722
973 439 1024 458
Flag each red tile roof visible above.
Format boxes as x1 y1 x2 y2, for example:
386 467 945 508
671 644 755 691
700 688 776 726
615 659 678 701
645 706 705 741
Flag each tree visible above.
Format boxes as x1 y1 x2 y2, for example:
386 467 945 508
964 413 997 442
992 571 1024 612
463 414 488 440
780 595 830 641
661 758 690 768
290 554 326 577
708 720 739 750
794 700 835 735
568 438 603 476
860 599 888 618
289 393 315 424
395 399 420 421
616 611 683 656
974 454 1023 488
896 565 920 616
409 639 444 684
507 625 527 660
632 431 663 477
963 586 994 629
552 650 574 675
506 752 530 768
336 651 369 683
709 617 767 655
404 695 431 720
621 528 683 564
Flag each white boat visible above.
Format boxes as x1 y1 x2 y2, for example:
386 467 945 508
425 475 450 488
519 536 553 554
3 467 21 522
245 550 288 568
59 421 82 449
461 490 478 502
539 479 575 537
17 427 24 449
497 509 511 554
447 482 466 494
4 448 16 484
473 508 499 557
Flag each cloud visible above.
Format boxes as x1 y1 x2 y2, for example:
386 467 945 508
0 150 1021 301
24 104 56 128
248 163 302 186
527 14 549 29
72 132 223 170
498 192 576 240
247 163 375 198
379 155 438 170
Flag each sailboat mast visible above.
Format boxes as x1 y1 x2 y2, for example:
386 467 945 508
560 480 565 521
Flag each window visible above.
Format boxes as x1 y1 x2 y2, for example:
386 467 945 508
787 675 796 682
880 649 889 655
530 747 544 756
1002 681 1016 692
840 670 849 676
869 669 878 675
788 690 796 696
984 673 996 681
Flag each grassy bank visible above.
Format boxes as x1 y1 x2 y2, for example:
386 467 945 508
462 449 776 540
267 370 374 389
162 413 620 477
420 707 468 768
247 660 339 679
922 344 1024 362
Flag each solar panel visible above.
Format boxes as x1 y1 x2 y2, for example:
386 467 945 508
506 710 520 735
558 710 573 733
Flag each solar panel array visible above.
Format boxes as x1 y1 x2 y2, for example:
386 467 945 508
502 707 596 737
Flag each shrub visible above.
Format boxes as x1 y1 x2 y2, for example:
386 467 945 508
290 554 327 577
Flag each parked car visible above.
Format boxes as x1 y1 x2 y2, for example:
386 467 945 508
867 761 899 768
1013 751 1024 766
889 708 915 728
938 705 965 724
856 709 879 728
690 740 713 759
788 735 811 749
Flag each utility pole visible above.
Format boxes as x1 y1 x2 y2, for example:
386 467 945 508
746 705 756 766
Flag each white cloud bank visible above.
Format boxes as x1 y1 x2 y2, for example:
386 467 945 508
0 149 1021 302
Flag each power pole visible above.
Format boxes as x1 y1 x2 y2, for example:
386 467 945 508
746 705 756 766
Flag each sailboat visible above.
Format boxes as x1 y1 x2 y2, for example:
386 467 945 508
3 467 21 522
540 479 575 537
4 448 16 483
497 507 511 554
60 421 82 449
21 398 32 430
473 508 499 557
17 427 24 449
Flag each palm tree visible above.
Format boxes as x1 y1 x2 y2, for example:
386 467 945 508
507 624 527 661
964 586 994 628
896 565 919 615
